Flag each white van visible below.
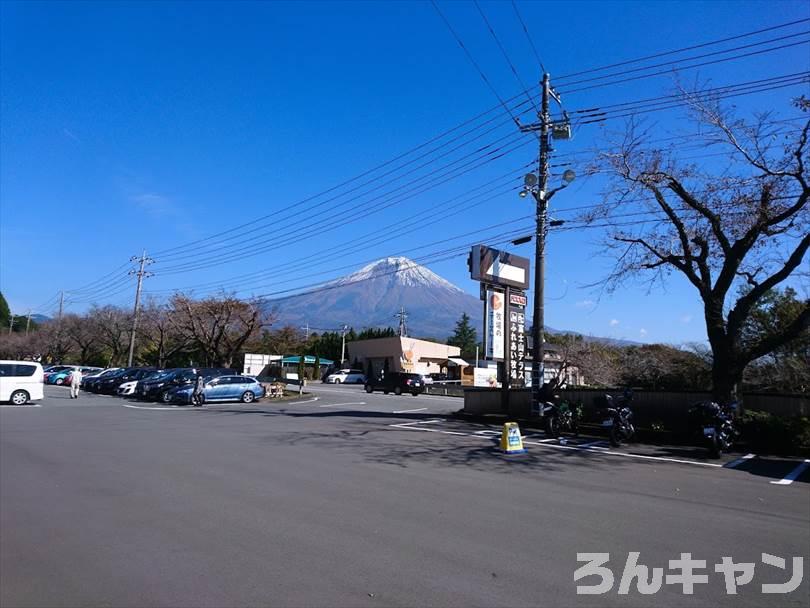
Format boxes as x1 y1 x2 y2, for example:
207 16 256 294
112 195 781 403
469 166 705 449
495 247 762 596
0 360 45 405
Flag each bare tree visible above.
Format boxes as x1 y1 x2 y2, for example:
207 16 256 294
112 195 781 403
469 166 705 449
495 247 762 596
587 94 809 403
63 314 100 364
170 294 272 368
139 301 190 368
89 305 132 366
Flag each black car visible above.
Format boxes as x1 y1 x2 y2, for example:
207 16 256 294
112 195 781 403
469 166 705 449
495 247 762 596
136 367 237 402
86 368 131 393
81 368 122 392
364 372 424 396
97 367 158 395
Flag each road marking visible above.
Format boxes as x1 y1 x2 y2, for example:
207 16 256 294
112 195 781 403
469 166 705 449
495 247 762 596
724 453 756 469
309 386 459 403
392 408 427 413
0 404 42 408
577 440 610 449
390 419 444 428
769 459 810 486
318 401 367 408
121 396 320 411
389 420 724 468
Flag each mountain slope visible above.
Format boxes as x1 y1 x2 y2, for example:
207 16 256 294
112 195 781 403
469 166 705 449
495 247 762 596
264 257 482 338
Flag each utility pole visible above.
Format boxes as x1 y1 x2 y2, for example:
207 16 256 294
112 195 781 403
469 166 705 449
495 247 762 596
301 322 310 340
534 73 551 410
57 291 64 325
519 73 573 416
395 306 408 337
340 324 349 366
7 314 13 334
25 310 32 336
126 251 154 367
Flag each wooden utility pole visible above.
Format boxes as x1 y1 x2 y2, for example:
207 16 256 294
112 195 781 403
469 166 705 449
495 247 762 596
126 251 154 367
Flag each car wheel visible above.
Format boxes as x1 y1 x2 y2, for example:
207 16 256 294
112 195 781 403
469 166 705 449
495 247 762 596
160 391 172 404
55 378 65 385
394 387 402 396
10 390 29 405
365 384 373 393
241 391 255 404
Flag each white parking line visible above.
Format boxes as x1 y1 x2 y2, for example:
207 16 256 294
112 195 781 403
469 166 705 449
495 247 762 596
724 453 756 469
389 420 724 468
318 402 367 408
392 408 427 413
390 419 444 428
770 459 810 486
0 404 42 408
121 397 320 411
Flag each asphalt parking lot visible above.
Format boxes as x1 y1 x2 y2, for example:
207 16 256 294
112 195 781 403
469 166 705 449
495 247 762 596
1 385 808 607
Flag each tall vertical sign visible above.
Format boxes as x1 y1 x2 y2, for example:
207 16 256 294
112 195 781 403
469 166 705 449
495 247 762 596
485 289 505 360
508 291 527 386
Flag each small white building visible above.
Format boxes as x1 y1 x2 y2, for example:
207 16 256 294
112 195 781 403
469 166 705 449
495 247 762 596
347 337 466 378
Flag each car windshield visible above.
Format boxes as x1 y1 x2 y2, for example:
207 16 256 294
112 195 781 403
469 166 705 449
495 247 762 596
150 371 175 381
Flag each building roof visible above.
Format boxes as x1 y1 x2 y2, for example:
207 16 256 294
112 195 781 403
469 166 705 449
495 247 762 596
281 356 334 365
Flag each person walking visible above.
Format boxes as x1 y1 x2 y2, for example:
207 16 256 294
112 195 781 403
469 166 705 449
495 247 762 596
192 370 205 407
70 368 82 399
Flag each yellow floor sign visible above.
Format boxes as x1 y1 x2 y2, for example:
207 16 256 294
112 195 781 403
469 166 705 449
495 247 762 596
499 422 527 454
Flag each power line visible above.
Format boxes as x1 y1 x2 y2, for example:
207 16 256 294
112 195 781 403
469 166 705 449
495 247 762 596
141 169 527 295
153 136 534 274
510 0 546 73
474 0 539 113
155 124 528 265
558 30 809 89
556 17 810 80
558 38 810 94
430 0 524 126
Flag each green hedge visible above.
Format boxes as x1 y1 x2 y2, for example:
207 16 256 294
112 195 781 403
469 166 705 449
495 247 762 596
739 410 810 455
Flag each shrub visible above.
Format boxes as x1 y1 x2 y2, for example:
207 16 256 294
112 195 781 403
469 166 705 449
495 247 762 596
739 410 810 455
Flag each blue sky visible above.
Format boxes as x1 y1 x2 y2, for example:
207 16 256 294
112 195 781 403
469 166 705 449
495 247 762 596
1 0 808 344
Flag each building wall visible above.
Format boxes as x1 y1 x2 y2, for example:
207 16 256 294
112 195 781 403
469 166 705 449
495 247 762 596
347 337 461 377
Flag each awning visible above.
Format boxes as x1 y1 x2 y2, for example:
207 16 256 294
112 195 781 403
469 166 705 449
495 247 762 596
447 357 469 366
281 356 334 365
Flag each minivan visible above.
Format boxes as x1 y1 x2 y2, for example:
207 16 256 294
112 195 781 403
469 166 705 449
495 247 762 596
0 360 45 405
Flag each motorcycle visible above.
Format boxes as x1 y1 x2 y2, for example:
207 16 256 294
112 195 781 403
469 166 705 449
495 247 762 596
543 398 581 438
688 401 738 458
600 392 635 447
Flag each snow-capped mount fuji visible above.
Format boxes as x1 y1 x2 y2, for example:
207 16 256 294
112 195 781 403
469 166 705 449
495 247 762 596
265 257 482 339
331 257 465 292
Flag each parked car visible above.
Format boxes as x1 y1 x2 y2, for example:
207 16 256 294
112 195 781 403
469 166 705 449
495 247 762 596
81 368 122 391
137 368 237 402
62 367 103 386
98 367 159 395
43 365 79 385
0 360 44 405
325 369 366 384
116 370 163 396
429 373 448 382
364 372 424 396
420 374 434 385
167 375 266 405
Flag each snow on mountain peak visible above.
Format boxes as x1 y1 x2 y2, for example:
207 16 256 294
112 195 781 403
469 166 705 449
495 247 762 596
334 257 464 292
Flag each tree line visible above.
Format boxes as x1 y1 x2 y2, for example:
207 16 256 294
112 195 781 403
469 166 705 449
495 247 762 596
0 292 402 371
